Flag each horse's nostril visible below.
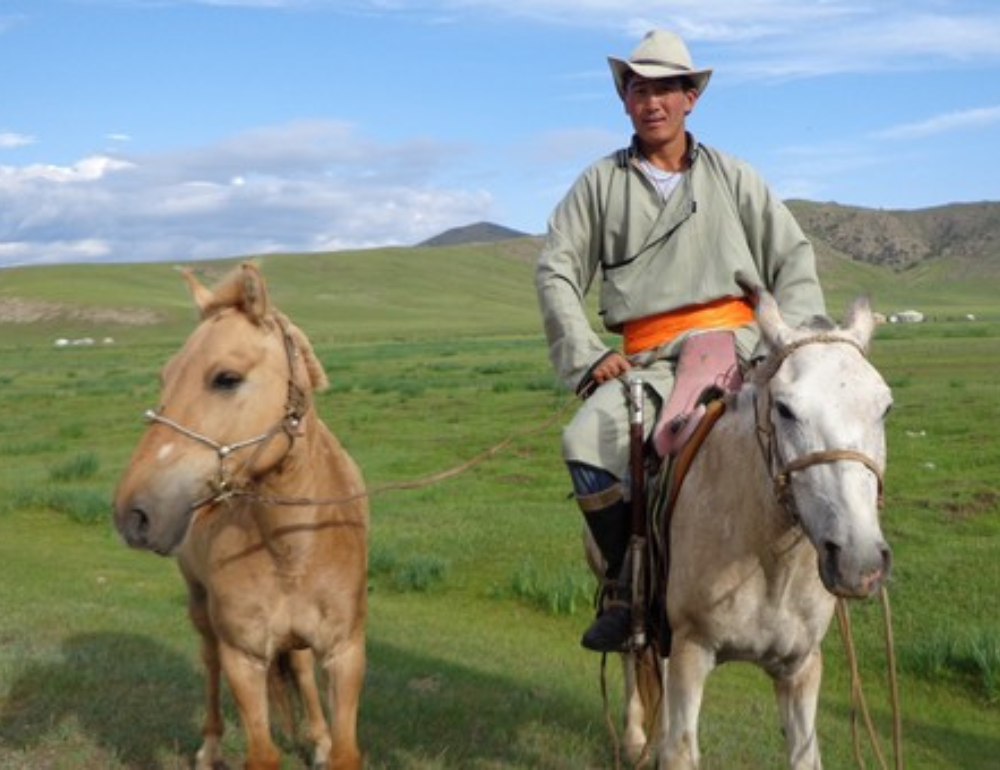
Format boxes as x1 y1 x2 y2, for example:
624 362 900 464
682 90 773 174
128 508 150 544
881 545 894 575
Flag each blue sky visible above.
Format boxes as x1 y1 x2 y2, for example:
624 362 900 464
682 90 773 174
1 0 999 267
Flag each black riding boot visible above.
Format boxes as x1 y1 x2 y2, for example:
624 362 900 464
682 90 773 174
580 498 633 653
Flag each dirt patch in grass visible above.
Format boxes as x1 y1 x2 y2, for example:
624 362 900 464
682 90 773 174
942 490 1000 522
0 297 161 325
916 490 1000 522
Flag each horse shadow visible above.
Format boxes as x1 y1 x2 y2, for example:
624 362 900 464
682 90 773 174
0 631 203 767
0 631 606 768
361 638 603 767
6 629 994 767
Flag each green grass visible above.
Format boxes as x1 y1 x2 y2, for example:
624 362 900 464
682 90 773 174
503 558 595 617
1 250 998 768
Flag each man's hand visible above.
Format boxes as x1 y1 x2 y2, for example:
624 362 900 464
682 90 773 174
591 351 632 384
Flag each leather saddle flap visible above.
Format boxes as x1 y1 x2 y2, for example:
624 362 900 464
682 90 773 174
652 330 742 457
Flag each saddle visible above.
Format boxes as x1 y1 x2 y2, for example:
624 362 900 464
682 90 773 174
640 331 743 654
651 330 743 457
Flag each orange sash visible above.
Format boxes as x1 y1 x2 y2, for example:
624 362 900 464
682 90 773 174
623 296 755 355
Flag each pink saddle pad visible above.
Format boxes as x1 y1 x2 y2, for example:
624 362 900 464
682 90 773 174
652 331 743 457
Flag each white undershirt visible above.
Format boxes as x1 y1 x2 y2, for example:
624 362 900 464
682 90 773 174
638 156 684 202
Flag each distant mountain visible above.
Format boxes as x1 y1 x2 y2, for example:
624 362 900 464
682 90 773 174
788 200 1000 277
423 203 1000 279
418 221 531 247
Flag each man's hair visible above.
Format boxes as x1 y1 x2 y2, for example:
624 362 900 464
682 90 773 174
623 72 698 94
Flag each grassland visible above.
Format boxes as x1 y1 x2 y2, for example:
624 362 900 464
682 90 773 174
0 244 998 768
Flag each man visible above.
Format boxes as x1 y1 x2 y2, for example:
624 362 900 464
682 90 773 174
535 30 826 653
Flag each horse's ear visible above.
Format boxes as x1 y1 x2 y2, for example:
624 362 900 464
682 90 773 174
755 288 793 349
181 269 216 318
239 263 271 323
734 270 762 309
844 295 875 351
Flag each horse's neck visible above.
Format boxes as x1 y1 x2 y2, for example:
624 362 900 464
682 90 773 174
701 387 794 535
677 387 816 598
260 414 338 496
249 415 365 562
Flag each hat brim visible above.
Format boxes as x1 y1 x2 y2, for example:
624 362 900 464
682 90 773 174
608 56 712 100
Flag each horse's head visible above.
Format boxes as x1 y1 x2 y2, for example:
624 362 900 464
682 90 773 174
113 263 329 555
752 287 893 598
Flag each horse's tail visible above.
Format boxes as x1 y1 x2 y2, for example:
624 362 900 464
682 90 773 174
635 645 664 735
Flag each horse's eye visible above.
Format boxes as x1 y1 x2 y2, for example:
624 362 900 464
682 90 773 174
211 371 243 391
775 401 796 421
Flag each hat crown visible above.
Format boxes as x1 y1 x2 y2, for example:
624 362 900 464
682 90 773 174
630 30 694 72
607 29 712 99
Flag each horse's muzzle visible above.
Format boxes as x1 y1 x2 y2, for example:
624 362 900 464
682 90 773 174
120 506 151 549
821 540 893 599
114 498 189 556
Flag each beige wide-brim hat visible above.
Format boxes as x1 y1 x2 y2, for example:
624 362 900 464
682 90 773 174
608 30 713 99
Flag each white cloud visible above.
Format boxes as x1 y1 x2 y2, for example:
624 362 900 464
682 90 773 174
5 1 999 267
875 105 1000 141
0 120 493 267
0 132 35 149
176 1 1000 81
0 239 112 267
10 156 135 183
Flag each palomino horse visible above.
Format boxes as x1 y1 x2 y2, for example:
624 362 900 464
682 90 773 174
604 283 893 768
113 263 367 770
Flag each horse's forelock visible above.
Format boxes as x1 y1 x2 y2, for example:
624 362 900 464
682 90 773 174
797 300 875 351
798 314 836 332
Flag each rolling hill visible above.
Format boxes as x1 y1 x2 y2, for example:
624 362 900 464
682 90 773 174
1 202 998 346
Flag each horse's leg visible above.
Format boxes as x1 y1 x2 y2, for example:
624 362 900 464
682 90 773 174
774 648 824 770
625 647 667 764
660 639 714 769
186 586 224 770
321 633 365 770
621 651 647 763
220 643 281 770
287 648 333 767
194 634 224 770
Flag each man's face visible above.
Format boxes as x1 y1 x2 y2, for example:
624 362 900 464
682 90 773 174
624 76 699 150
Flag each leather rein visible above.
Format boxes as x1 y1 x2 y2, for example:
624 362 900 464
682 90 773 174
141 314 575 514
753 333 885 512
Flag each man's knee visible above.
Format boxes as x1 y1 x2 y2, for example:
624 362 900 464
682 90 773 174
567 461 618 497
561 406 605 462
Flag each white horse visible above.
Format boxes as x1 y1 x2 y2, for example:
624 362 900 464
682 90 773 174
601 284 893 768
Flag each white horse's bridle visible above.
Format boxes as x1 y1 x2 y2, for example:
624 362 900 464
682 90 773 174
754 333 886 513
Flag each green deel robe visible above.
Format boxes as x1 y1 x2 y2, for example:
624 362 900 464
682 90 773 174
536 135 825 476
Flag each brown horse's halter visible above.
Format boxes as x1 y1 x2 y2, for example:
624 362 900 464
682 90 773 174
144 313 310 511
753 333 885 512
